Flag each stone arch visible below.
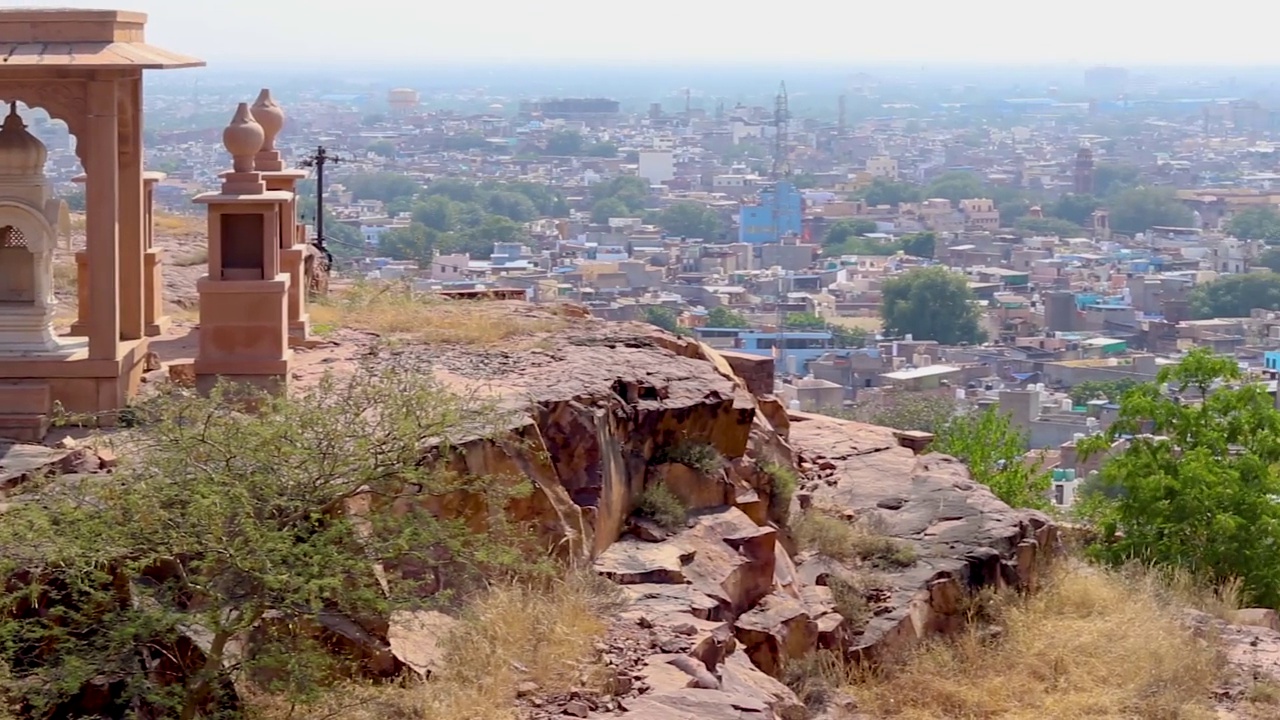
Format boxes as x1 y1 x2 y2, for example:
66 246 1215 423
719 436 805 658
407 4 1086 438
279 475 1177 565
0 201 57 306
0 81 89 164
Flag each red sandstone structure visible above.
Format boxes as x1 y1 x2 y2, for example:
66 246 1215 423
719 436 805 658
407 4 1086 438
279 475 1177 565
0 9 202 440
192 103 295 395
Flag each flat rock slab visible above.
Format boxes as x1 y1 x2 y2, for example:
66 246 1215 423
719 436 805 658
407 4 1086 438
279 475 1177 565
0 442 72 494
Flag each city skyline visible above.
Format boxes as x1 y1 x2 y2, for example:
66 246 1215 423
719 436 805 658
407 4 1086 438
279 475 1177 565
7 0 1280 68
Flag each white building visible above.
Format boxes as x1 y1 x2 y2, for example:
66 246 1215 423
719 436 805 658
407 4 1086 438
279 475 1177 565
637 150 675 184
866 155 898 180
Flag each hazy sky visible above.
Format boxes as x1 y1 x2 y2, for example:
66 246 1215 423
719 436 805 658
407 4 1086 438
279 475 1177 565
8 0 1280 67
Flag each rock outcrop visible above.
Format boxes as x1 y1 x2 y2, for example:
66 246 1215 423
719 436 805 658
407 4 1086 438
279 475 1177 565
391 315 1057 718
0 307 1060 719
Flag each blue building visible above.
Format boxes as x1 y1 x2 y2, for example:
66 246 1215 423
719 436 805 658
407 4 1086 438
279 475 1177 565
694 327 833 374
738 181 803 244
1265 351 1280 374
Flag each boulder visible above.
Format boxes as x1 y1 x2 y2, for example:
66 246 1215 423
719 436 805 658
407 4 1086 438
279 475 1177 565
386 610 456 678
733 592 819 677
617 688 774 720
650 462 735 511
595 539 694 584
679 508 778 617
787 411 1057 662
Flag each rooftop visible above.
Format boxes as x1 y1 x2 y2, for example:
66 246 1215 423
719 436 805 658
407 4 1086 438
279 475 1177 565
0 9 203 69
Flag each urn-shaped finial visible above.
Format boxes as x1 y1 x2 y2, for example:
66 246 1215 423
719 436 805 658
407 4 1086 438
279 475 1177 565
223 103 265 173
251 88 285 153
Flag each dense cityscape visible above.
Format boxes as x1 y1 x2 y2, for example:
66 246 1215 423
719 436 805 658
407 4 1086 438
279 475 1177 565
33 63 1277 509
6 4 1280 718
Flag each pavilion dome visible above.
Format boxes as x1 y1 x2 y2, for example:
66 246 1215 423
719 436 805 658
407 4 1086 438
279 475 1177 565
0 103 47 178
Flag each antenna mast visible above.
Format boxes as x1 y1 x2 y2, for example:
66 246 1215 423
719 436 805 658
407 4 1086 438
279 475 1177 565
299 145 344 262
771 81 791 180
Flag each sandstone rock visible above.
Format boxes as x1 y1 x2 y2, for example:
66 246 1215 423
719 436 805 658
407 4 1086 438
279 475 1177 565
1233 608 1280 632
787 411 1056 662
677 507 778 617
621 584 722 621
719 651 807 720
168 361 196 387
650 462 734 511
595 539 694 584
617 688 774 719
0 442 76 493
733 592 818 677
716 350 775 400
386 609 456 677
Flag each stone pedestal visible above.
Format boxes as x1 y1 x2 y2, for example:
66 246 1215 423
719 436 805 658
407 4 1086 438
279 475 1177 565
193 102 292 396
143 247 168 335
0 380 51 442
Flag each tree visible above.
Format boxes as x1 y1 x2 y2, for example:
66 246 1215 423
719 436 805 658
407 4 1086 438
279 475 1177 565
1093 163 1141 198
881 267 986 345
412 195 459 232
1257 247 1280 273
823 219 878 247
1049 194 1101 226
591 197 631 224
934 407 1050 510
63 188 86 212
380 222 436 263
423 178 482 204
846 393 957 434
345 172 420 204
545 131 583 156
591 176 651 213
0 364 540 718
658 202 721 239
828 324 869 348
1068 378 1141 406
643 306 683 334
857 178 923 207
1078 348 1280 607
1189 274 1280 318
706 306 749 328
785 312 827 330
585 141 618 158
1228 206 1280 241
899 232 936 259
484 191 538 223
1016 216 1086 238
367 140 398 158
925 171 986 203
1109 187 1195 235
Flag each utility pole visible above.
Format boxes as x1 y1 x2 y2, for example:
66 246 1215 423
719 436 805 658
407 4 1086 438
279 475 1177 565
299 146 342 264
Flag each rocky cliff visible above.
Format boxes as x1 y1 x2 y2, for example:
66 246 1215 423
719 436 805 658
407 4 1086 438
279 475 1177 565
2 305 1058 719
374 311 1057 718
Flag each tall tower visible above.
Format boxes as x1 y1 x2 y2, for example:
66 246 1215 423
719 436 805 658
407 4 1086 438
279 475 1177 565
838 94 847 132
1074 147 1094 195
771 82 791 180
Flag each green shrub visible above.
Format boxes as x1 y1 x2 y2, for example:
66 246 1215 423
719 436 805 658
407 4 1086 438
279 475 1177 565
792 510 918 568
636 483 687 531
760 461 798 524
656 441 722 476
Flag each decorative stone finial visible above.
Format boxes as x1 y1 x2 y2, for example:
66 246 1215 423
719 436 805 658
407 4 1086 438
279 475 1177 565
0 101 48 177
222 103 265 174
251 89 284 153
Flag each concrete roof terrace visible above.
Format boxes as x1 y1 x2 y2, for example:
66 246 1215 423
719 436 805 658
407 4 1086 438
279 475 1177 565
0 8 203 69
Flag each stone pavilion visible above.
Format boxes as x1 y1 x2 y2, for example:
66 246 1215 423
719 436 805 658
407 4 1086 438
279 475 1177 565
0 9 202 439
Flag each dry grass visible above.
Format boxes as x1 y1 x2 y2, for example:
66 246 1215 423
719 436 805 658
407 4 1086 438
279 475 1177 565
154 212 204 234
792 509 918 568
52 260 77 295
309 282 573 346
250 573 621 720
848 561 1224 720
171 246 208 267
